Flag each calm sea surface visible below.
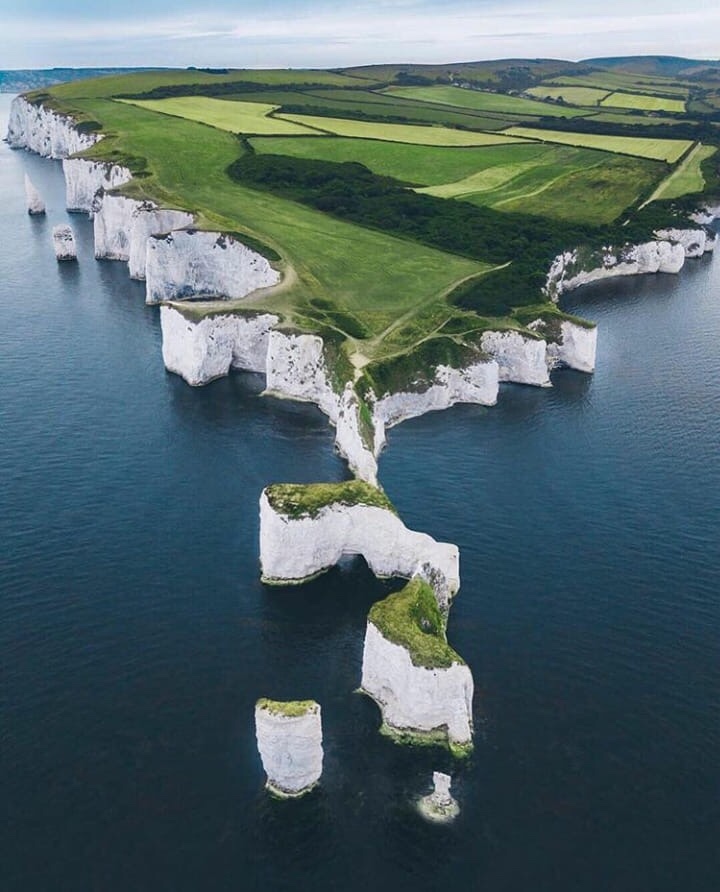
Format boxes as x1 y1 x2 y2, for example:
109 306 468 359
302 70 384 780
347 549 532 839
1 93 718 891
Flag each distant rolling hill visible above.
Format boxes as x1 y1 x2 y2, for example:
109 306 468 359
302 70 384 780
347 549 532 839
0 68 168 93
582 56 720 78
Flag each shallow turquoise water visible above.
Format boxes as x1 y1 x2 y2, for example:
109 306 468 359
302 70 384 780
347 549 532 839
1 93 718 891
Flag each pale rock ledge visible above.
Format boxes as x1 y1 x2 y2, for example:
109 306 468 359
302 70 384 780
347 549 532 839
259 483 460 607
145 229 280 304
254 699 323 798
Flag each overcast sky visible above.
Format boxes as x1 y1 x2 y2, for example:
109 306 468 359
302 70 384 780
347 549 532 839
1 0 718 69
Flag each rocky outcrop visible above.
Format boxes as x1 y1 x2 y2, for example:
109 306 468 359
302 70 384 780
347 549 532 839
417 772 460 823
63 158 132 214
24 174 45 215
7 96 98 159
160 304 279 386
254 699 323 798
361 619 473 753
259 483 459 606
145 229 280 305
528 318 598 374
370 359 499 442
690 204 720 227
52 225 77 261
545 241 686 299
480 330 550 386
654 227 715 258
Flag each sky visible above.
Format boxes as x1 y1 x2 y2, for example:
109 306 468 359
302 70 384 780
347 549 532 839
0 0 718 70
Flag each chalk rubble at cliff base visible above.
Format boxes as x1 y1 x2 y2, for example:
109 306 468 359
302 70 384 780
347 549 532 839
255 699 323 797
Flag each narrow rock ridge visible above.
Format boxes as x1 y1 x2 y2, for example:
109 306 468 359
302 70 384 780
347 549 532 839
259 489 460 608
52 224 77 261
24 174 45 215
254 699 323 798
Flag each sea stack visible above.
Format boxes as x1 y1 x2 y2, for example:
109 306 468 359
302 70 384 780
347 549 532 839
52 224 77 261
254 699 323 798
24 174 46 215
418 772 460 823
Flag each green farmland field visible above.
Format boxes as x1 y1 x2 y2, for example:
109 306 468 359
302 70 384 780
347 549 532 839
276 113 521 146
67 96 485 343
503 127 693 162
250 137 555 186
544 72 690 97
601 92 686 113
526 85 611 106
119 97 320 135
384 84 590 117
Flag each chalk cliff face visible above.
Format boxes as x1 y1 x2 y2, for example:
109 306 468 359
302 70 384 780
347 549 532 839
160 305 279 386
265 332 378 484
93 193 138 261
128 205 194 279
546 241 686 299
654 228 715 258
528 318 598 374
145 230 280 304
371 359 499 435
480 330 550 386
7 96 98 159
259 493 460 606
254 700 323 797
63 158 132 214
361 622 473 749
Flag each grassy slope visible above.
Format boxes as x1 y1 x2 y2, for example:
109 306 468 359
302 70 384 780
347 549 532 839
545 72 691 97
264 481 396 518
503 126 692 163
66 96 484 340
120 97 321 135
276 113 521 146
649 144 718 201
384 84 590 117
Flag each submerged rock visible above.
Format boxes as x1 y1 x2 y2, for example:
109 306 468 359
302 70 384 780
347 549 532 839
418 772 460 823
52 225 77 261
24 174 45 215
255 699 323 797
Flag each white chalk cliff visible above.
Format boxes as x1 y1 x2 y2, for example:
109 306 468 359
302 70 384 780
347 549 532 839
259 492 460 605
529 318 598 374
160 305 279 386
654 227 715 258
480 330 551 386
63 158 132 214
7 96 98 159
52 225 77 261
145 229 280 304
254 700 323 797
545 240 686 299
361 622 473 749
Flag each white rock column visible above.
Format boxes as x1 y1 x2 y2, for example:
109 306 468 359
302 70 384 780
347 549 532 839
52 225 77 261
418 772 460 823
24 174 45 215
254 700 323 797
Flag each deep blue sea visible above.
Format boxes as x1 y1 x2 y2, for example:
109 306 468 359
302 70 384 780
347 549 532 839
1 93 718 891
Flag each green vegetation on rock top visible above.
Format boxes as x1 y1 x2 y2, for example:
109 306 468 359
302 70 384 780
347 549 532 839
369 578 464 669
264 481 396 518
256 698 318 717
